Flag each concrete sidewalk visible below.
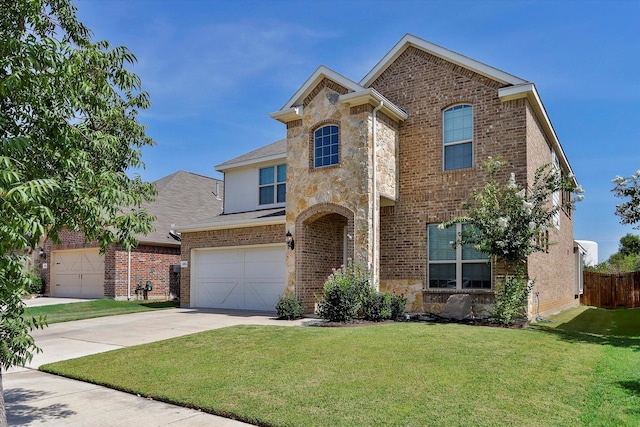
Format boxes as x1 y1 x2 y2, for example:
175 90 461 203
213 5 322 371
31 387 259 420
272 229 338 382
4 307 305 426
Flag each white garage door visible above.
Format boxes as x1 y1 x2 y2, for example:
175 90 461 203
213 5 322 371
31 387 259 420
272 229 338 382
52 249 105 298
193 245 286 311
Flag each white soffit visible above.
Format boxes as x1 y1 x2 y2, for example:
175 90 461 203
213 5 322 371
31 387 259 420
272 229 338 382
360 34 527 88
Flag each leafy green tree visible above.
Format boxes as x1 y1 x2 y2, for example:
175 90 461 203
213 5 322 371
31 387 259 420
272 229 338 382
619 233 640 256
1 1 155 423
442 157 578 324
612 171 640 229
586 234 640 273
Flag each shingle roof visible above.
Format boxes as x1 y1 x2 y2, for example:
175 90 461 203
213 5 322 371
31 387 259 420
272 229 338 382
215 139 286 171
137 171 223 245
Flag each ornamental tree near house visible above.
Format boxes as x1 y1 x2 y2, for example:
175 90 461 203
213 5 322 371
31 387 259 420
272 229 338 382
612 171 640 229
441 157 580 324
0 1 155 424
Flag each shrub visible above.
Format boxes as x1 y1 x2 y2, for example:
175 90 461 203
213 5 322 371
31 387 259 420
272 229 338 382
492 271 533 325
362 292 390 322
316 260 373 323
275 294 304 320
25 269 44 295
362 292 407 322
388 293 407 320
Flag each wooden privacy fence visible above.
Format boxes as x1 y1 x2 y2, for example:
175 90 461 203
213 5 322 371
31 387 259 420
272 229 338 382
581 271 640 309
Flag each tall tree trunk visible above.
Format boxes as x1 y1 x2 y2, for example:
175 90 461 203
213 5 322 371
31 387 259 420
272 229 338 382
0 371 7 427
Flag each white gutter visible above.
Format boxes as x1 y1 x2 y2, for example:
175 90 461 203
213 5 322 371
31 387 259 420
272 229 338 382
127 250 131 300
371 100 383 289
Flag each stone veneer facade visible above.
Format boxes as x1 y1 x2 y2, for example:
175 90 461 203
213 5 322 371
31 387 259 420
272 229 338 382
276 45 578 318
283 78 402 311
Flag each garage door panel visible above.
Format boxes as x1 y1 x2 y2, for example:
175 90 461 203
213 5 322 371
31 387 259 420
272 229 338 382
196 281 244 309
54 273 82 298
197 263 243 280
245 280 284 311
193 246 285 311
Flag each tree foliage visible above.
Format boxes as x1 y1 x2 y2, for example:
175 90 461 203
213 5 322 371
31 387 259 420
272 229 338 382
443 157 579 324
1 1 156 422
587 234 640 273
612 171 640 229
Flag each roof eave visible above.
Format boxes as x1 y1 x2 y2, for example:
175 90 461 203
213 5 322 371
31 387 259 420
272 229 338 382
176 216 286 233
339 88 408 122
499 83 577 185
215 152 286 172
360 34 527 88
271 65 364 121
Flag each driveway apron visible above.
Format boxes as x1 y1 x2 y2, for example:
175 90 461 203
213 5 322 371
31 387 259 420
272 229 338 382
3 307 304 426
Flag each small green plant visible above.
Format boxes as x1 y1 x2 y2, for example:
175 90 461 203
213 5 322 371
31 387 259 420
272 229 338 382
362 292 390 322
316 260 373 323
388 293 407 320
492 271 533 325
275 294 304 320
25 269 44 295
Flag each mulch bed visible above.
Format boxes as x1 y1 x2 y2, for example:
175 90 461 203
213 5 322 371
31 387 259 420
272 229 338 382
302 315 529 329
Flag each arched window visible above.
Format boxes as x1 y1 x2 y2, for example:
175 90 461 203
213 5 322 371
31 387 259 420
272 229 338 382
443 104 473 170
314 125 339 168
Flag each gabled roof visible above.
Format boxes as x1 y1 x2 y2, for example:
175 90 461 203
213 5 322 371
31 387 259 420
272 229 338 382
215 139 286 172
279 65 364 111
269 65 407 124
360 33 527 88
137 171 223 245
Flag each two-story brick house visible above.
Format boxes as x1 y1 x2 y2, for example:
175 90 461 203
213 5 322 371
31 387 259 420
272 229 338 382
179 34 581 318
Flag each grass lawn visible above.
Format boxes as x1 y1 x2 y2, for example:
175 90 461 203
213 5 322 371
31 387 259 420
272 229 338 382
24 299 179 324
41 306 640 427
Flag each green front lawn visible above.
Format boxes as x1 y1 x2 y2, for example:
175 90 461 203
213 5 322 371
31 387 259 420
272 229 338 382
24 299 178 324
41 307 640 427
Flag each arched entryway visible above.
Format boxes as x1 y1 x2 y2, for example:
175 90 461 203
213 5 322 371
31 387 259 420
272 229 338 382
295 203 354 312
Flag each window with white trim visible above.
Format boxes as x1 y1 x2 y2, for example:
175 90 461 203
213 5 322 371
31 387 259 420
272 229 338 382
314 125 339 168
428 223 491 289
443 104 473 171
259 164 286 205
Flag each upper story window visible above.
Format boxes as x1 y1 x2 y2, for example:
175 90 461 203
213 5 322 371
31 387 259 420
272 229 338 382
259 164 286 205
314 125 339 168
443 104 473 171
427 223 491 290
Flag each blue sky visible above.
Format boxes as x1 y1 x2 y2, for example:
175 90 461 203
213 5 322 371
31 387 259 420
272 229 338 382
74 0 639 262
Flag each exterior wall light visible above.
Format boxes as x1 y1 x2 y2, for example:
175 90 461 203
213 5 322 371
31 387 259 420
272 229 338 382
38 248 46 259
286 231 295 250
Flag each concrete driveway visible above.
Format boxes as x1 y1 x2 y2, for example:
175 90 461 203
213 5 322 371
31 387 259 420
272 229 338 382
3 303 305 426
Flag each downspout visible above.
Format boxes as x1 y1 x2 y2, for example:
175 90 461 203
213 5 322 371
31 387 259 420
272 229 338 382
371 100 383 290
127 250 131 300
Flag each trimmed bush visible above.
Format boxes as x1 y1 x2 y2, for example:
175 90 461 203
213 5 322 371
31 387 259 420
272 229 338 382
388 293 407 320
275 295 304 320
316 260 407 323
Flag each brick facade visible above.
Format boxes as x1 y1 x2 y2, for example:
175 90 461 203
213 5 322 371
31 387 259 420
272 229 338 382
40 229 180 300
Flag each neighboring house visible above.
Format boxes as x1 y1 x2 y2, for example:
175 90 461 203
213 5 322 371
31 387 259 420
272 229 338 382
39 171 223 300
178 34 581 318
